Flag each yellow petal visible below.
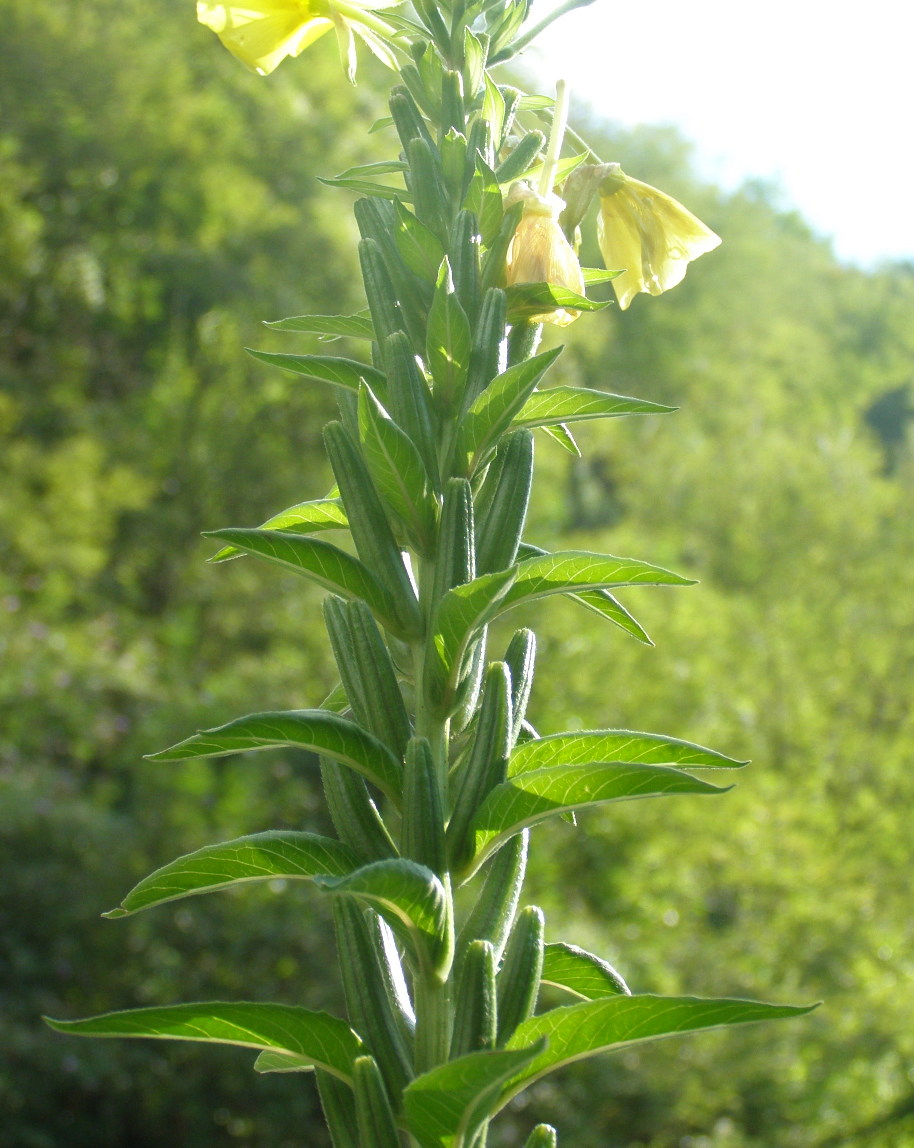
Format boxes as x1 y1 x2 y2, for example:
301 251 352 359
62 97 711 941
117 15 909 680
197 2 333 75
505 184 586 326
597 175 721 310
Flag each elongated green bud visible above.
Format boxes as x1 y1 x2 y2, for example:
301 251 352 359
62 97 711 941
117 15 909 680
354 199 430 352
433 477 475 602
476 429 534 575
457 829 528 961
496 905 544 1043
324 421 422 638
451 209 481 322
320 757 398 862
447 661 512 873
524 1125 558 1148
359 237 403 344
502 627 536 747
408 136 448 243
450 631 487 733
495 130 546 185
333 899 414 1100
402 738 446 875
353 1055 401 1148
464 287 507 410
316 1070 360 1148
481 197 524 294
441 69 464 137
450 939 497 1058
324 597 411 759
382 331 440 484
389 84 435 153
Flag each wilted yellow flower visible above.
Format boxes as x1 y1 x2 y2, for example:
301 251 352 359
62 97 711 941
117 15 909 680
505 181 586 327
197 0 397 79
597 170 721 310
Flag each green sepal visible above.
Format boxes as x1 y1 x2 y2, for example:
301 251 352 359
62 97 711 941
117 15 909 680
353 1055 402 1148
475 428 534 574
426 258 472 410
464 287 508 409
494 131 545 185
264 312 375 340
321 860 453 983
324 420 423 638
501 628 535 747
359 237 405 345
320 757 399 863
381 331 440 484
333 898 415 1100
496 905 544 1044
402 1040 545 1148
456 829 528 962
480 197 524 294
209 498 347 562
541 942 631 1000
501 996 820 1106
403 737 447 877
450 209 482 322
146 709 403 808
447 662 512 873
358 382 437 550
317 1070 361 1148
323 597 412 759
101 830 360 918
450 940 497 1058
456 347 562 473
46 1003 363 1083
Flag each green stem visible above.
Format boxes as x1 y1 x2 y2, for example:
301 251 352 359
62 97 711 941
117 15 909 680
496 0 599 59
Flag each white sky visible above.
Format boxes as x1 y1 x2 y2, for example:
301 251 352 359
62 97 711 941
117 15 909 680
526 0 914 267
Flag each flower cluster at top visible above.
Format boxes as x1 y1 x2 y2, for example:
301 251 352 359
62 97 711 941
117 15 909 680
196 1 721 315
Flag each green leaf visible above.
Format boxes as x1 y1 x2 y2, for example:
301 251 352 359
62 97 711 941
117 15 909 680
426 260 472 404
568 588 652 643
581 267 626 284
254 1049 317 1074
264 313 375 340
318 176 411 202
514 387 675 430
510 730 747 777
46 1003 364 1083
466 763 729 874
493 550 694 617
146 710 403 807
103 831 360 918
541 943 631 1000
433 567 518 687
316 859 452 980
501 996 819 1104
403 1041 546 1148
463 157 503 247
505 284 610 324
358 384 436 548
456 348 562 469
203 529 402 635
538 422 580 455
210 499 347 562
334 160 409 179
245 350 386 397
393 200 446 281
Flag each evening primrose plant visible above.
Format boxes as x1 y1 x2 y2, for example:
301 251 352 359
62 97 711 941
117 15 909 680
47 2 813 1144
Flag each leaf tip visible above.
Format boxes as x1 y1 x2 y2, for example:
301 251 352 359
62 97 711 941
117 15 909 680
101 907 128 920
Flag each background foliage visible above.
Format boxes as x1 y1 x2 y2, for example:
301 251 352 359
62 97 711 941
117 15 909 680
2 0 913 1144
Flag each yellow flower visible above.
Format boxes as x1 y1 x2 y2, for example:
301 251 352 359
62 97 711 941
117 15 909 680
505 181 586 327
197 0 397 79
597 170 721 310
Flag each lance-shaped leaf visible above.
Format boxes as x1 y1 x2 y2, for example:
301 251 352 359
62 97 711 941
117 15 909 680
541 943 631 1000
245 350 387 399
570 588 652 644
316 859 452 981
455 348 562 470
210 499 347 562
403 1041 545 1148
103 831 361 918
499 996 819 1105
264 312 375 340
202 530 403 635
510 730 746 778
46 1003 364 1083
426 259 472 405
318 176 412 202
431 567 518 690
393 200 446 281
505 284 610 324
146 710 403 807
358 383 437 548
513 386 675 430
493 550 694 617
464 763 729 876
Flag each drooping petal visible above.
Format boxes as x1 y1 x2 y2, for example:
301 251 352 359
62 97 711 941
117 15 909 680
505 183 586 326
197 1 334 75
